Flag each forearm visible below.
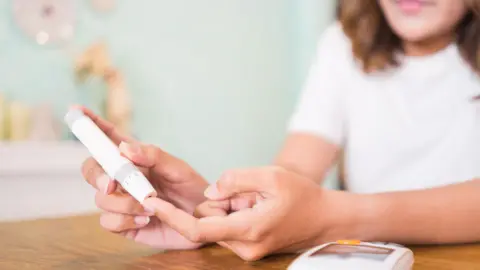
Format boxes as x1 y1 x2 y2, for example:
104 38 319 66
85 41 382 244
354 179 480 244
275 133 339 183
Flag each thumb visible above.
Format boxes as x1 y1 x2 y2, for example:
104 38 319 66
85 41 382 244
119 141 156 167
204 168 277 200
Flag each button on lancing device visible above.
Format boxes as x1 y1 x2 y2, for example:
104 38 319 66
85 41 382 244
336 240 361 245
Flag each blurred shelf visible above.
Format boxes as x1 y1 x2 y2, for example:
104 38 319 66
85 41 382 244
0 141 90 176
0 141 97 222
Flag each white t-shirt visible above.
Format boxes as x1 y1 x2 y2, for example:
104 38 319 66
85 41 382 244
288 22 480 193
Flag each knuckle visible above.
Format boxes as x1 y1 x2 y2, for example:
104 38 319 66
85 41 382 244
112 221 126 232
239 247 266 262
99 215 109 228
81 158 95 179
143 143 155 156
99 214 125 232
194 201 229 218
173 166 196 182
121 196 145 215
268 169 284 189
150 145 165 162
270 166 284 179
186 233 199 243
246 227 265 242
221 169 239 189
124 197 142 214
81 157 105 187
94 192 105 208
187 230 204 243
193 204 208 218
145 143 156 152
166 169 184 182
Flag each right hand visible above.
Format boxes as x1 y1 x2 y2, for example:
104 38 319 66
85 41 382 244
77 106 209 249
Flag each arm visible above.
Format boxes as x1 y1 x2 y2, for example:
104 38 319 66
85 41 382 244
275 133 340 184
348 179 480 244
275 24 349 184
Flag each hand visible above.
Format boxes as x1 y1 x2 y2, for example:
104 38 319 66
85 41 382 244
78 106 209 250
142 166 365 261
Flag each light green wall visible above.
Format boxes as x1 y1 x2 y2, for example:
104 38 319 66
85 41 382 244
291 0 336 93
290 0 339 189
0 0 336 183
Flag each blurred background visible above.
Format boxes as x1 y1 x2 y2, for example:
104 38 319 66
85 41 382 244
0 0 337 221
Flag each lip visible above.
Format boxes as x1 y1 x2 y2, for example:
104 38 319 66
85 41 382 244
394 0 434 15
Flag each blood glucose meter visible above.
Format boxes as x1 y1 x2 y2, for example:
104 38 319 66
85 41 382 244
287 240 414 270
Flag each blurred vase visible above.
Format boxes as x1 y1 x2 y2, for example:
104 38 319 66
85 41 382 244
104 69 131 135
29 104 61 141
8 101 31 141
0 94 5 140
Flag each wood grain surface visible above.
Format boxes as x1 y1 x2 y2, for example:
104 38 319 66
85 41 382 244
1 214 480 269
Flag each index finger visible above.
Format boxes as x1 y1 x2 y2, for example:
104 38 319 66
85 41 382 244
70 105 132 145
142 198 257 243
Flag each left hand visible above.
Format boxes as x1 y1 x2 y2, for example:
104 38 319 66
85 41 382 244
77 106 209 250
142 166 365 261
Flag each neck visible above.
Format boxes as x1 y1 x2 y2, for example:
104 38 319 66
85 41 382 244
402 33 455 56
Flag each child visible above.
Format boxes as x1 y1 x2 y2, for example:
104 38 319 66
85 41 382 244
80 0 480 261
282 0 480 193
186 0 480 259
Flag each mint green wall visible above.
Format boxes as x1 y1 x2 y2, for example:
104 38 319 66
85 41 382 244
290 0 339 189
291 0 336 93
0 0 336 183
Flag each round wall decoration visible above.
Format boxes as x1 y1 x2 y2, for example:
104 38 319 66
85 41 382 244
12 0 76 46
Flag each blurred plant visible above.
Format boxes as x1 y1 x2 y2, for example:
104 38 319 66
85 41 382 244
74 42 131 135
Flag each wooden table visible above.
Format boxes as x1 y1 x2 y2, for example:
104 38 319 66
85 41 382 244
1 215 480 270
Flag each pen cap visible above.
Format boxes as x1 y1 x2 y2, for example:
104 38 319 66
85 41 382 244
115 163 157 202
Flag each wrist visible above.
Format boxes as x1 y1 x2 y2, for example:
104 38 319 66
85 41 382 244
347 193 381 241
313 190 379 245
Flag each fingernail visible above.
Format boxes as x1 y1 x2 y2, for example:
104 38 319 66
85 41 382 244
204 184 221 199
96 174 111 194
134 216 150 226
120 141 141 155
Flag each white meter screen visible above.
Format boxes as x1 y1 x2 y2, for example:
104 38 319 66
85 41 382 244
310 244 394 262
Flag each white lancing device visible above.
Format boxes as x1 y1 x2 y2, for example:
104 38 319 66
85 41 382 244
64 109 157 202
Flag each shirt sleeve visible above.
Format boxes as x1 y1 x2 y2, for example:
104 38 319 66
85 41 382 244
287 22 349 146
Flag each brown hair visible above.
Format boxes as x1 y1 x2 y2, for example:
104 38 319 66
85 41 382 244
338 0 480 74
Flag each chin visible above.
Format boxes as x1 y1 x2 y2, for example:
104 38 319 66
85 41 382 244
396 32 431 43
389 23 435 42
